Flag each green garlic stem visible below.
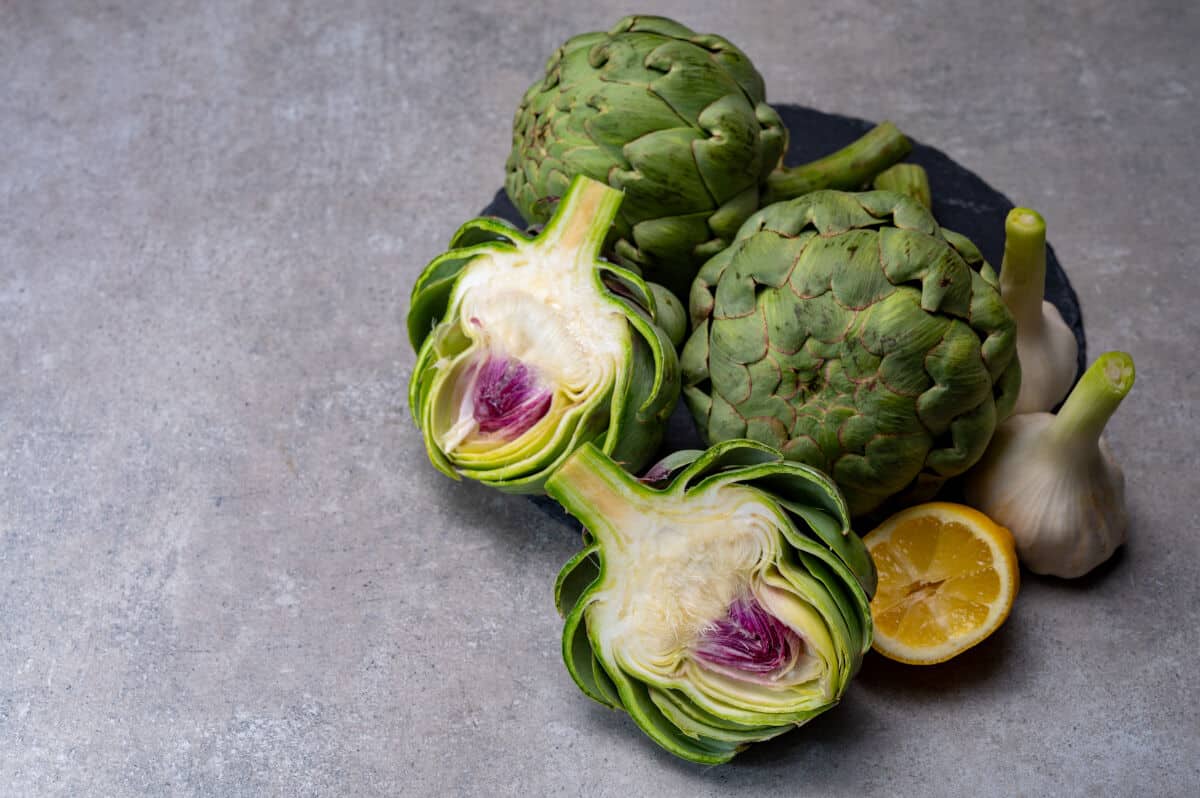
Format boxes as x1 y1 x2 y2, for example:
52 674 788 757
536 177 624 260
762 122 912 205
872 163 932 209
1048 351 1136 447
999 207 1048 330
546 443 643 549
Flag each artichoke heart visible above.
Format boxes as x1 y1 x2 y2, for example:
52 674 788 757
431 243 625 453
682 190 1021 516
547 440 875 764
408 175 680 493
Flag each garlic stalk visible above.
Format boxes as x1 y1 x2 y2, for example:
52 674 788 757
1000 207 1079 413
964 351 1136 578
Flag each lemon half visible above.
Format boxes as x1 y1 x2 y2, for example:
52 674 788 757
865 502 1019 665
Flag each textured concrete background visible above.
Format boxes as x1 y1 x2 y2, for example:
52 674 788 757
2 1 1197 795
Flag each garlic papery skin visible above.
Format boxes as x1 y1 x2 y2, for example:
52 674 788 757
1000 207 1079 414
964 351 1135 578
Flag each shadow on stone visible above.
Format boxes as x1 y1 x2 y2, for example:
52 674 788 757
1023 544 1128 592
855 617 1017 695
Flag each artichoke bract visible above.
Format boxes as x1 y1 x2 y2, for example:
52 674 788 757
682 190 1020 516
505 15 911 299
407 175 679 493
547 440 875 765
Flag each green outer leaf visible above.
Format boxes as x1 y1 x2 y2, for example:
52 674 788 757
646 282 687 349
555 539 622 714
562 591 622 710
409 336 458 481
650 687 787 740
447 216 529 250
604 307 679 470
872 162 932 209
649 688 785 745
639 448 705 486
608 657 747 765
666 438 783 493
773 495 876 597
554 544 600 617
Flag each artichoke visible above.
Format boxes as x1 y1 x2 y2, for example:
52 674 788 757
547 440 874 764
408 175 679 493
872 162 932 210
505 15 911 298
682 190 1020 516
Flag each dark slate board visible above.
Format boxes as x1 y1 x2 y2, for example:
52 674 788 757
483 104 1087 475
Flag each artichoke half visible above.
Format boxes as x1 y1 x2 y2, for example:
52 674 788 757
407 175 680 493
547 440 875 764
682 190 1020 516
505 15 911 299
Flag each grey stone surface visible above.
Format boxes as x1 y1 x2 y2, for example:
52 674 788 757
1 0 1197 795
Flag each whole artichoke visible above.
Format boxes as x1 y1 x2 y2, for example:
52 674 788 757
547 440 874 764
682 190 1020 516
505 15 911 299
408 175 679 493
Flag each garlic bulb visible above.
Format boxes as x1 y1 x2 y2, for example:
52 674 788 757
964 352 1135 578
1000 207 1079 414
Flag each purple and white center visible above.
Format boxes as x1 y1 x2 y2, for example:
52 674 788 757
693 595 805 681
470 355 553 439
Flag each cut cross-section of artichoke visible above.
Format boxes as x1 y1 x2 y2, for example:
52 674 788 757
547 440 874 764
408 176 680 493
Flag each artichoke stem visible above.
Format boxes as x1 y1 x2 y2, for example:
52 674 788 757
999 207 1048 330
762 122 912 205
536 176 624 260
872 163 932 209
1048 351 1135 448
546 443 643 548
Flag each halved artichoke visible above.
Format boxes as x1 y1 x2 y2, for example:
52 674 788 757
506 15 911 299
682 190 1020 516
547 440 875 764
408 175 680 493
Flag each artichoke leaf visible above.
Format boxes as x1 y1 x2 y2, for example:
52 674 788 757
447 216 530 250
555 543 601 617
649 688 790 744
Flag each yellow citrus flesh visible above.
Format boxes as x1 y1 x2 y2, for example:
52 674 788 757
865 502 1019 665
